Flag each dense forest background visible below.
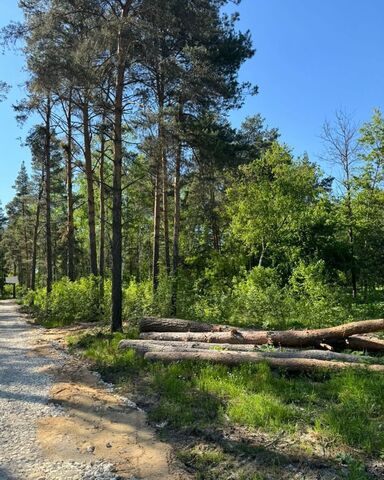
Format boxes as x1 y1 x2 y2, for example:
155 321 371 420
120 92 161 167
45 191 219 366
0 0 383 331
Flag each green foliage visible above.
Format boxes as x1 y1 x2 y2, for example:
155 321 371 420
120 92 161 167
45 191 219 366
23 276 109 326
123 279 153 320
230 267 288 328
176 262 351 330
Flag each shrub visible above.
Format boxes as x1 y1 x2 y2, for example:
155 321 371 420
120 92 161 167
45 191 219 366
230 267 289 328
22 276 108 326
123 278 153 319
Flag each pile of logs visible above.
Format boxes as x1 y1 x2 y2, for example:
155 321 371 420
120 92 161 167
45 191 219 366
118 317 384 372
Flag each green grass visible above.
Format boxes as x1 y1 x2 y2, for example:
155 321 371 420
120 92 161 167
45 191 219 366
68 330 384 479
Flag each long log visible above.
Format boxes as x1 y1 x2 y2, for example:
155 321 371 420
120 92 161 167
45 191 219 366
120 339 257 352
118 339 371 363
143 350 384 372
139 317 224 333
140 318 384 348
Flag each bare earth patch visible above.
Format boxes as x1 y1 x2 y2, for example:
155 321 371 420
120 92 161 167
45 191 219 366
33 326 190 480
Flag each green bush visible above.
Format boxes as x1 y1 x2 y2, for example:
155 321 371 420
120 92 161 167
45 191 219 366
23 276 108 326
288 261 351 328
123 278 153 319
230 267 288 328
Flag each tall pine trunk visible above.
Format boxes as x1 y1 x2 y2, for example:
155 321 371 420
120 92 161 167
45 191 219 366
66 94 75 281
152 163 161 292
171 141 182 314
99 124 106 298
31 165 44 291
111 2 130 332
82 100 98 277
45 95 53 293
162 140 171 276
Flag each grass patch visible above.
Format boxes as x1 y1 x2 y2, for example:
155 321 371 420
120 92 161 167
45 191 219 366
69 331 384 462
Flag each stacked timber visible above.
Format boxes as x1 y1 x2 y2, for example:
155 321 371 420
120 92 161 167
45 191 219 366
118 317 384 372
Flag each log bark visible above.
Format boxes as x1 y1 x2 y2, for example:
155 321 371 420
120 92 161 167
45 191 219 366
140 318 384 348
341 335 384 352
119 340 371 363
143 350 384 372
139 317 219 333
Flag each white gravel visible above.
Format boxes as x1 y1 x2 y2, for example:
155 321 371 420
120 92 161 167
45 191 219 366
0 300 119 480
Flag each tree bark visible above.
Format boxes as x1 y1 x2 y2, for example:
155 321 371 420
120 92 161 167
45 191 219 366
45 95 53 294
31 165 44 291
152 161 161 292
139 318 384 348
139 317 219 333
99 122 106 298
66 93 75 281
144 350 384 372
341 335 384 352
162 147 171 276
111 1 131 332
171 140 181 314
118 340 371 363
82 100 98 277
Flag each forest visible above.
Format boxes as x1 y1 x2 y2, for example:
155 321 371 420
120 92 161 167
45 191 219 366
0 1 384 479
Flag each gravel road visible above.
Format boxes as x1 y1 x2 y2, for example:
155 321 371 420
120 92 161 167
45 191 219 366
0 300 118 480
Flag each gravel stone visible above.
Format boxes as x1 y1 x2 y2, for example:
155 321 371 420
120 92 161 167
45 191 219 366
0 300 118 480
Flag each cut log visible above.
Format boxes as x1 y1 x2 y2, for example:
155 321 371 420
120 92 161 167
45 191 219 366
139 317 224 333
341 335 384 353
143 350 384 372
140 331 268 344
140 318 384 348
118 339 371 363
119 339 257 352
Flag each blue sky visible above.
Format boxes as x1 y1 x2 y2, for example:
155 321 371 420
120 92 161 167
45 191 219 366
1 0 384 206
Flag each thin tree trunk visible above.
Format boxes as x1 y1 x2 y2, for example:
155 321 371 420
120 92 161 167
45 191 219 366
111 2 131 332
99 123 106 298
31 166 45 291
22 200 30 288
45 95 53 294
82 100 98 277
171 141 181 314
66 93 75 281
210 187 220 251
152 162 161 292
162 147 171 275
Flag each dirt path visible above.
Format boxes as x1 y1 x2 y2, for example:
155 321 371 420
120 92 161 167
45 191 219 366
0 300 188 480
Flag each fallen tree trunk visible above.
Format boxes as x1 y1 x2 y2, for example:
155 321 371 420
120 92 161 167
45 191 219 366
139 317 224 333
120 339 257 352
119 339 371 363
140 331 269 344
143 350 384 372
340 335 384 353
140 318 384 348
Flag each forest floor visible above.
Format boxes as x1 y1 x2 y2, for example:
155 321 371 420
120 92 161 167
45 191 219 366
64 325 384 480
0 300 188 480
10 298 384 480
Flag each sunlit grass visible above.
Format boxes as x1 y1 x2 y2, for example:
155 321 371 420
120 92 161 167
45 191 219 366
69 331 384 458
